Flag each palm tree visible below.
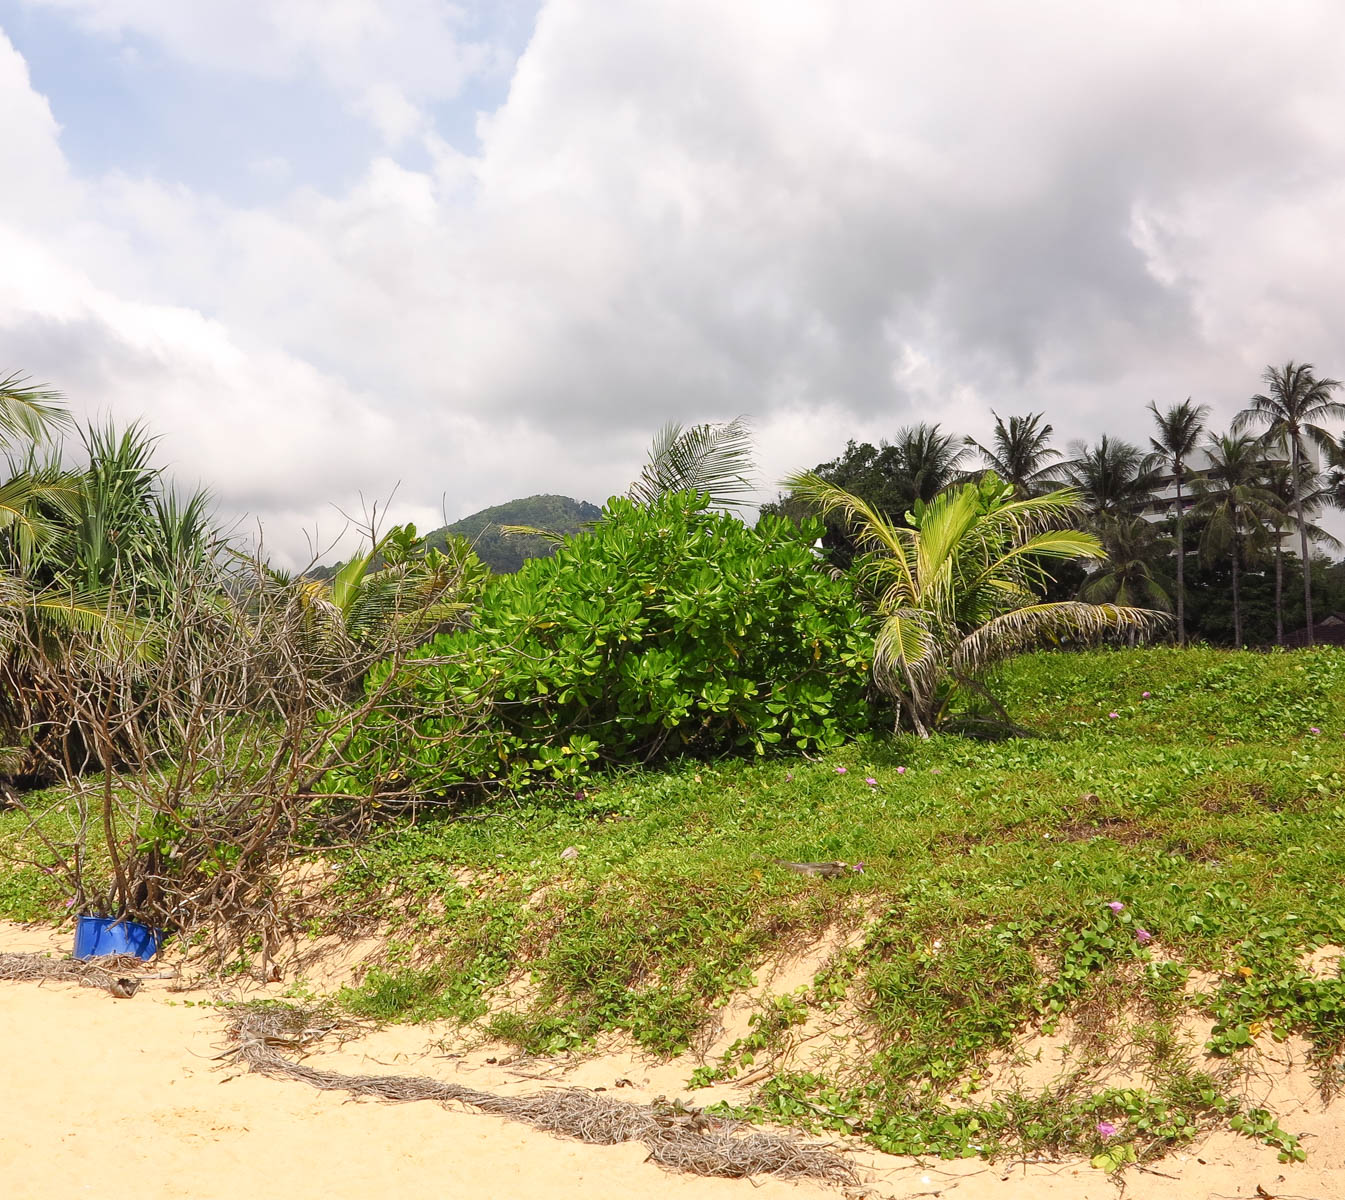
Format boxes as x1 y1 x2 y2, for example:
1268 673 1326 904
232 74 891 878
1147 399 1209 645
1235 362 1345 645
629 417 756 508
781 469 1164 735
887 423 970 509
1062 436 1162 520
1260 461 1341 645
964 412 1064 497
0 375 75 558
1079 517 1173 616
1191 434 1278 648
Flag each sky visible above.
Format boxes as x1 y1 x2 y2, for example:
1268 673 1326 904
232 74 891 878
2 1 1345 565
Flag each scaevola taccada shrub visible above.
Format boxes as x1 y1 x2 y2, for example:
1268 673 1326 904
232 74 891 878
335 491 877 796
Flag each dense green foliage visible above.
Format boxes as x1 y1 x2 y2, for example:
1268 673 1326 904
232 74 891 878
334 492 876 795
765 363 1345 648
0 418 220 773
8 646 1345 1165
310 647 1345 1163
11 363 1345 1171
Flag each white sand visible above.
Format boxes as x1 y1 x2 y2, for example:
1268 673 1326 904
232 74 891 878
3 921 1342 1200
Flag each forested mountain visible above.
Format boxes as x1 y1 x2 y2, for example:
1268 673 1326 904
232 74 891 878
425 494 601 573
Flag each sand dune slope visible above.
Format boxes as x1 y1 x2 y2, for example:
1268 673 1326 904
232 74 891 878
3 922 1342 1200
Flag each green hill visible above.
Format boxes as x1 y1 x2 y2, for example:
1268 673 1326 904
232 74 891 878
426 494 602 573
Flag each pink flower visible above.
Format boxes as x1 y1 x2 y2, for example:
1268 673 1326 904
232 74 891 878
1108 712 1119 719
1107 901 1124 913
930 768 943 775
835 766 847 775
1141 691 1151 699
64 898 75 908
1096 1120 1117 1140
1135 927 1153 944
785 772 794 782
851 862 866 874
896 766 906 775
865 777 878 787
1310 727 1321 735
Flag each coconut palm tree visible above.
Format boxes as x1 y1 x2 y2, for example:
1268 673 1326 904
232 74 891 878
1062 436 1162 520
1235 362 1345 645
1079 517 1173 616
781 469 1165 735
1147 399 1209 646
1259 460 1341 645
886 423 971 509
1191 434 1278 648
964 411 1064 498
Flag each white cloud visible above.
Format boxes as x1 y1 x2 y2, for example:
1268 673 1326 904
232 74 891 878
5 3 1345 560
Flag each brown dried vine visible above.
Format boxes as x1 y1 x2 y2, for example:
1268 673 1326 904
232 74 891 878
1 536 487 959
224 1005 858 1185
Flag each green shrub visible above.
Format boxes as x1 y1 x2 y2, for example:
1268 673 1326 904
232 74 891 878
334 492 877 795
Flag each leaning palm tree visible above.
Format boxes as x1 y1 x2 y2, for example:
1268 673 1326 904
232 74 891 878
964 411 1064 498
1191 434 1278 648
1235 362 1345 645
628 416 756 508
1148 399 1209 645
783 469 1165 735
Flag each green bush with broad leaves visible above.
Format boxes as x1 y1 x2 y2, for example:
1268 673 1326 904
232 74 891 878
331 491 877 796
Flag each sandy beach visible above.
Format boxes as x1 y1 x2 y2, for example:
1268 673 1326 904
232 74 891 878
2 921 1341 1200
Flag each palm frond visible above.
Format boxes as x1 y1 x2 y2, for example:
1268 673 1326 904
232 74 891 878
629 417 756 508
0 373 71 446
498 523 566 545
950 602 1167 677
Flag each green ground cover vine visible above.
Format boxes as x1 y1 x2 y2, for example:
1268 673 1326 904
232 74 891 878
5 646 1345 1167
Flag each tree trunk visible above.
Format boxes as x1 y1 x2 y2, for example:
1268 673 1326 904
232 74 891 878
1293 436 1314 646
1174 470 1185 646
899 658 931 739
1274 536 1284 646
1231 539 1243 649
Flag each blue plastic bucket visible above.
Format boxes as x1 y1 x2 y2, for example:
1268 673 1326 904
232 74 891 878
73 915 162 961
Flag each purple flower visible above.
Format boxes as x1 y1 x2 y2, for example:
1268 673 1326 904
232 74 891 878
865 777 878 787
1135 927 1153 945
1108 711 1119 719
1310 727 1321 735
1141 691 1151 699
851 861 866 874
1107 901 1125 913
64 898 75 908
1096 1120 1117 1140
896 766 906 775
835 766 847 775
